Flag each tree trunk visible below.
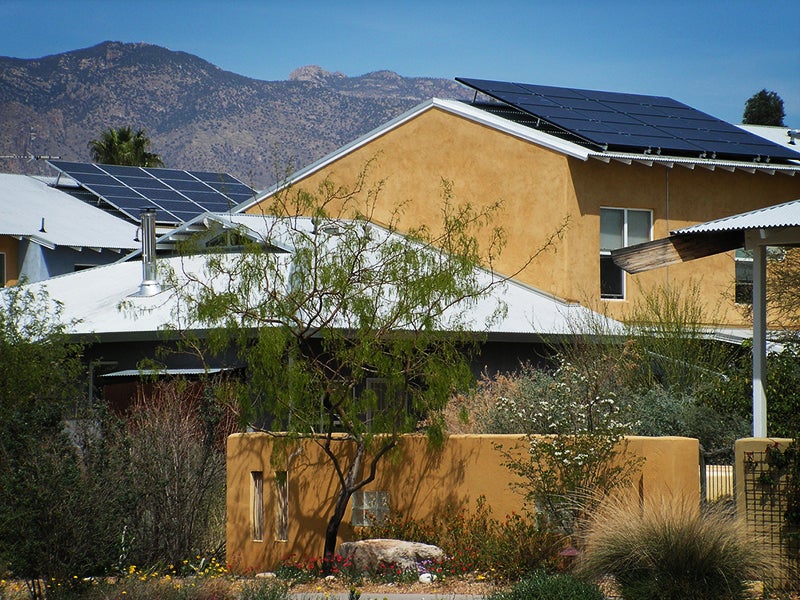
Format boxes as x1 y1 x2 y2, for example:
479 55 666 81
322 441 365 563
320 436 397 566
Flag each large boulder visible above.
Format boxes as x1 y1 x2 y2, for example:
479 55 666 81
338 538 444 572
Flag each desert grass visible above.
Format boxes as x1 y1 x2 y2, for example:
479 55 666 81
577 495 779 600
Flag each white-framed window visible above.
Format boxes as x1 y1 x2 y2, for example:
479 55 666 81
600 207 652 299
275 470 289 542
351 490 390 527
251 471 264 542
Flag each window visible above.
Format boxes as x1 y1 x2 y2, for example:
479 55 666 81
734 247 784 305
0 253 5 287
275 471 288 542
351 490 390 527
600 208 652 299
735 249 753 305
251 471 264 541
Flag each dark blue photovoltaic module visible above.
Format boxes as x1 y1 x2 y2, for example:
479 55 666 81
456 78 800 162
48 161 256 224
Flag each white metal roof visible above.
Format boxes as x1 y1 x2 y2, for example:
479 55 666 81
19 223 620 341
737 124 799 149
0 173 139 251
673 198 800 234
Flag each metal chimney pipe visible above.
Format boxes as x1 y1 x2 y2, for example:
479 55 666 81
133 208 161 297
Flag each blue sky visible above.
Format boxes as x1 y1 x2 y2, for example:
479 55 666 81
2 0 799 125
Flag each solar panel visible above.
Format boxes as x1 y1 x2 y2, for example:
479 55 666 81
48 161 257 224
456 78 800 162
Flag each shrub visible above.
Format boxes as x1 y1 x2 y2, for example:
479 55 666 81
578 497 776 600
356 496 560 581
486 570 603 600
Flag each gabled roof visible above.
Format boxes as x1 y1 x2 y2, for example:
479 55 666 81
20 214 621 342
236 94 800 214
0 173 139 252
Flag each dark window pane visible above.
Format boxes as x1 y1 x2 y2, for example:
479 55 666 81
600 255 624 299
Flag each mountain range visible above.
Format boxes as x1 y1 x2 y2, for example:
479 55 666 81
0 41 471 189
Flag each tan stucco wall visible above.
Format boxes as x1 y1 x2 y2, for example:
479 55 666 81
226 433 699 573
247 106 800 326
0 236 19 286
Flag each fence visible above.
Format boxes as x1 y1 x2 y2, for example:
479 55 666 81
700 446 734 507
736 439 800 590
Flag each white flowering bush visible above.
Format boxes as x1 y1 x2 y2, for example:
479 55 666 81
495 358 643 540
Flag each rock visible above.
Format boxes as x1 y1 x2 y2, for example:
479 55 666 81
255 572 276 578
418 572 437 584
339 539 444 573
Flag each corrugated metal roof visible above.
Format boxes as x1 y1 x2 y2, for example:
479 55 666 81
590 151 800 173
101 367 235 377
0 173 139 251
673 198 800 234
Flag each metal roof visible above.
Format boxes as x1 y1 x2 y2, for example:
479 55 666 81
673 198 800 234
14 215 622 341
0 173 139 251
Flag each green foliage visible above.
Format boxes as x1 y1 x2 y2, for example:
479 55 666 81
493 358 642 538
626 385 748 450
578 498 776 600
0 286 125 593
167 162 527 559
238 578 290 600
743 89 786 126
707 340 800 438
624 282 739 396
487 570 604 600
355 496 561 581
88 126 164 166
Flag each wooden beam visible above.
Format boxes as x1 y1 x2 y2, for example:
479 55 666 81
612 230 744 274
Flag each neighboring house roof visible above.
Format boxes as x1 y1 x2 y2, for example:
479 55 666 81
0 173 139 252
21 214 620 342
737 124 800 150
673 197 800 234
235 96 800 213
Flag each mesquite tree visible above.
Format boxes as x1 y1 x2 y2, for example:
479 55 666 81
167 163 560 561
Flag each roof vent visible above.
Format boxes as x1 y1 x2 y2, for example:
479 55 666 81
131 208 161 297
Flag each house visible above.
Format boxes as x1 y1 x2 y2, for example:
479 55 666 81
0 173 139 285
0 161 257 286
238 79 800 327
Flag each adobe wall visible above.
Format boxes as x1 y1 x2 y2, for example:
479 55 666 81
247 105 800 327
226 433 699 573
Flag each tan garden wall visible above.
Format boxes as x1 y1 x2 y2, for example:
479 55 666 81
227 433 699 573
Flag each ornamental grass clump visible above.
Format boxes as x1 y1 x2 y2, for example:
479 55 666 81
577 496 777 600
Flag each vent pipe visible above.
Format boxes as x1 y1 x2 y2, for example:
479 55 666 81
132 208 161 297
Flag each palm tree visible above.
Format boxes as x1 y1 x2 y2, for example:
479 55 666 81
88 126 164 167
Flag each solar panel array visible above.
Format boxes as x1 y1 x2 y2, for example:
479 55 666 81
456 78 800 163
48 161 256 224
